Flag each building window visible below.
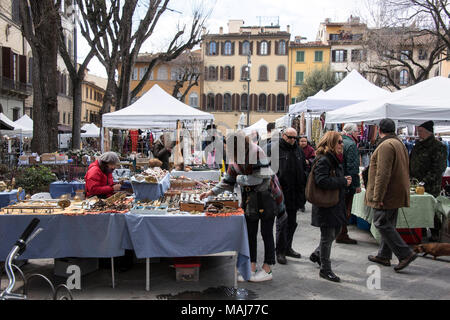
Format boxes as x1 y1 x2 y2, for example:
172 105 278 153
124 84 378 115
209 42 217 55
296 51 305 62
295 72 304 85
276 94 285 112
132 67 138 80
399 69 409 85
68 113 71 125
241 66 249 80
12 108 19 121
351 49 366 62
157 66 168 80
63 112 66 124
315 51 323 62
242 41 251 56
334 71 347 82
258 94 267 111
418 49 428 60
277 65 286 81
223 93 232 111
86 87 89 99
259 66 268 81
189 92 199 108
241 94 249 111
400 50 411 61
207 93 215 111
139 67 148 80
260 41 268 55
90 88 92 99
224 41 232 55
332 50 347 62
278 40 286 55
223 66 233 81
207 66 217 81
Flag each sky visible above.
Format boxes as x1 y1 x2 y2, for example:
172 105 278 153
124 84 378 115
78 0 365 78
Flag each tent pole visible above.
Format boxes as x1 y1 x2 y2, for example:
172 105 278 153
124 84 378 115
101 126 104 153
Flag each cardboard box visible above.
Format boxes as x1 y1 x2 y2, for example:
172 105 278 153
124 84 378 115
175 264 200 282
180 202 204 212
41 153 56 164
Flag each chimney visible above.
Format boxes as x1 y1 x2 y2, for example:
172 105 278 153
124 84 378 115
219 27 223 35
287 25 290 34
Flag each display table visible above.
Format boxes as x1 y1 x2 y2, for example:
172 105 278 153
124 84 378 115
171 170 221 182
436 196 450 219
50 181 85 199
352 189 437 243
131 173 171 201
0 189 26 208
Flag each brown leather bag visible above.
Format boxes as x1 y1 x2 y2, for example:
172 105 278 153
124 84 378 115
305 159 339 208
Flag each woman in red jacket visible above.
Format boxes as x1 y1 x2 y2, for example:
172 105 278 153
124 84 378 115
85 152 122 198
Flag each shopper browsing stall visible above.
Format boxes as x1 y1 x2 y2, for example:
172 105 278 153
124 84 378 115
85 152 122 199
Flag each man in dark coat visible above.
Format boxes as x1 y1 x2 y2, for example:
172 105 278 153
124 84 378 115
275 127 307 264
410 120 447 241
336 123 361 244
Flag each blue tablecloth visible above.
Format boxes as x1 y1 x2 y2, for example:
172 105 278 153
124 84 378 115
123 213 251 280
131 173 171 201
0 214 129 260
0 189 26 208
50 181 85 199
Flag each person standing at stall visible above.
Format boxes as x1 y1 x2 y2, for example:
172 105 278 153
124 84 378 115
336 123 361 245
409 120 447 241
274 128 307 265
309 131 351 283
85 152 122 199
153 134 173 170
299 136 316 174
366 119 417 272
200 131 284 282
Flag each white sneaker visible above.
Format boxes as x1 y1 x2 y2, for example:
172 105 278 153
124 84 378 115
249 269 273 282
238 270 256 282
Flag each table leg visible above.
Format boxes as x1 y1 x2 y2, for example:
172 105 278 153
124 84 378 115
146 258 150 292
111 257 115 289
233 253 238 289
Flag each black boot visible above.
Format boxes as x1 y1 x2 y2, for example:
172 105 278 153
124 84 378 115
276 253 287 265
286 248 301 259
319 270 341 283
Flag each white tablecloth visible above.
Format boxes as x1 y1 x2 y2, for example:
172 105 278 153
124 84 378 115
171 170 221 182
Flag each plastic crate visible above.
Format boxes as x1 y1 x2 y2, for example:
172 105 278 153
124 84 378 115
174 264 200 282
397 228 422 245
356 217 371 231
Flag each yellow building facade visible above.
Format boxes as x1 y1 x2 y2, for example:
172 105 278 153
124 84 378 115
288 41 330 103
81 72 108 125
201 20 291 133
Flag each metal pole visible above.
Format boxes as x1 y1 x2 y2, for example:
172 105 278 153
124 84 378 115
246 50 251 127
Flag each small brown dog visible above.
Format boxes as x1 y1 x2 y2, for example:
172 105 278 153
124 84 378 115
414 243 450 260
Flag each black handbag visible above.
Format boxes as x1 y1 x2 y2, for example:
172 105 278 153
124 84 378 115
242 188 277 221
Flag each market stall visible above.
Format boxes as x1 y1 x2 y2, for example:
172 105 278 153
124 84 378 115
351 189 437 243
170 169 221 182
49 181 85 199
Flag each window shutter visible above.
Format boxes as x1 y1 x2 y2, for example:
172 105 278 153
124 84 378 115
202 94 206 110
343 50 347 62
239 42 243 55
2 47 11 78
220 66 224 80
221 42 225 55
231 66 235 81
231 42 235 55
257 41 261 55
250 42 253 55
267 41 271 55
332 50 336 62
215 66 219 80
206 42 210 56
275 41 279 55
19 55 26 83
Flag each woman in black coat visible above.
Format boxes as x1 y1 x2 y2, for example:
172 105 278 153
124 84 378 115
309 131 352 283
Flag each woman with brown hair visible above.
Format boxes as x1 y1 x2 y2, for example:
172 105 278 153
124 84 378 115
309 131 352 282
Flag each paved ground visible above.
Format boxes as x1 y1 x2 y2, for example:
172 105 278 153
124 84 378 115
2 203 449 300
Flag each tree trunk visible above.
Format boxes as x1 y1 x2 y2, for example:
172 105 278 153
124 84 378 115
71 78 82 150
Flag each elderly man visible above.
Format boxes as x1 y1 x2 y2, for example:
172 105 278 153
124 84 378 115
366 119 417 272
275 128 307 264
85 152 122 199
410 120 447 241
336 123 361 244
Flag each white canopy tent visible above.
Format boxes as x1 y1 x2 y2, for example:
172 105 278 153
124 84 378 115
1 113 30 137
243 118 268 135
290 70 391 114
325 77 450 125
81 123 100 138
288 90 325 115
13 114 33 137
102 84 214 130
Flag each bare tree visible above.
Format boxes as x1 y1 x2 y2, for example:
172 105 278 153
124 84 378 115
365 26 447 90
58 1 112 150
19 0 61 153
386 0 450 52
77 0 209 114
170 50 202 102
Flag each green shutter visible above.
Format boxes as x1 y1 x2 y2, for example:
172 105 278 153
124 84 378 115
296 72 304 85
296 51 305 62
315 51 323 62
